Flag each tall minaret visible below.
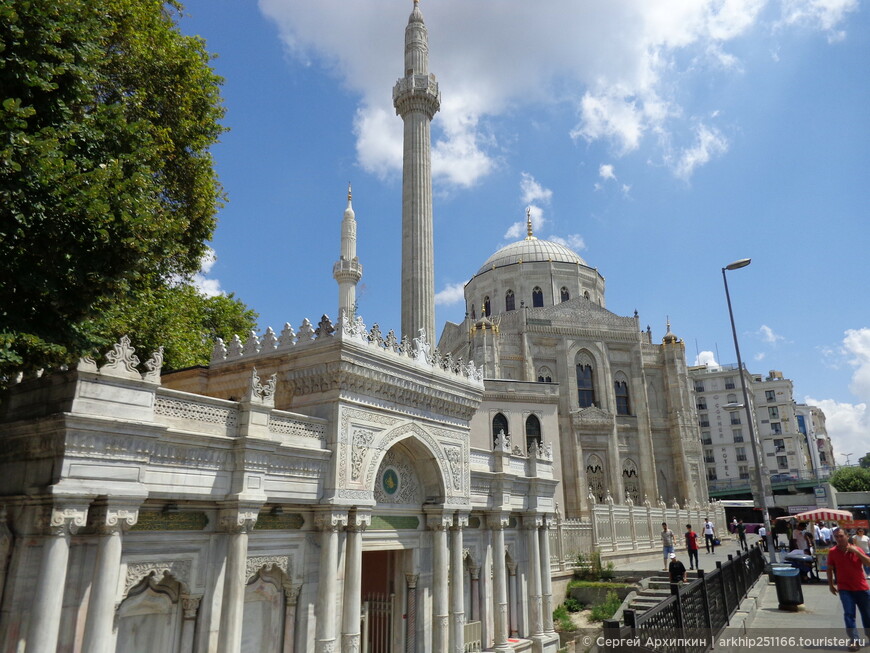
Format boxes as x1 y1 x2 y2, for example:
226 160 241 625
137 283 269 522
333 184 363 319
393 0 440 341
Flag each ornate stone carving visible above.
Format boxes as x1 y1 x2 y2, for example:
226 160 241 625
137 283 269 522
182 595 201 620
155 396 238 429
91 504 140 534
260 326 278 351
42 504 89 536
314 511 348 532
494 429 510 452
211 337 228 362
268 415 325 440
244 368 277 406
279 323 296 348
143 346 164 383
350 428 374 481
219 508 259 534
124 559 192 597
246 555 292 581
373 448 421 505
227 335 243 359
445 446 462 490
316 315 335 338
243 330 260 355
297 318 316 341
100 335 141 379
412 328 431 363
77 356 98 373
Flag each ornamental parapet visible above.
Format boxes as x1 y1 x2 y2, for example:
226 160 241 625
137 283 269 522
392 73 440 117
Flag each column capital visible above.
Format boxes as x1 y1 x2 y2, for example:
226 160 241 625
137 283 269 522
468 565 480 580
486 512 511 531
182 595 201 621
346 510 371 533
506 561 518 576
38 502 90 537
405 573 419 590
452 512 469 530
89 500 142 535
523 513 543 530
219 505 260 534
425 510 452 531
314 509 348 532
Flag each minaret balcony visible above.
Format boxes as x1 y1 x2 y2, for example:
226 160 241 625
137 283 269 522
392 74 440 115
333 258 363 282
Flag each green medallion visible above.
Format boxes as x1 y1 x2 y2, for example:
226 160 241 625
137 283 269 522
382 467 399 495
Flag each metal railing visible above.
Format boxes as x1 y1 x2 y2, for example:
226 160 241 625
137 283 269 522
602 544 765 653
361 593 394 653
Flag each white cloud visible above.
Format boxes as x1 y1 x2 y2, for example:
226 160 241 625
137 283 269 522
189 247 223 298
504 174 550 239
694 350 719 367
520 172 553 205
754 352 767 361
258 0 856 185
672 124 729 180
435 282 466 306
599 164 617 181
549 234 587 251
806 327 870 463
758 324 785 344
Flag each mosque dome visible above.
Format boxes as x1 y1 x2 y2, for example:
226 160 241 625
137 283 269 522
475 238 587 277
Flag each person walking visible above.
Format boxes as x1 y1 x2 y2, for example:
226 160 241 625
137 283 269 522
668 552 687 584
821 523 834 547
854 527 870 578
661 522 676 571
793 522 812 555
827 528 870 651
758 524 768 552
736 519 748 552
703 518 716 553
685 524 700 570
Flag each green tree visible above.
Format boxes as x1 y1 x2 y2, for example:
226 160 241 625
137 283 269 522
829 466 870 492
96 283 258 371
859 452 870 469
0 0 227 376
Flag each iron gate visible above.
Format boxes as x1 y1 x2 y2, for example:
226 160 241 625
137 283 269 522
361 592 394 653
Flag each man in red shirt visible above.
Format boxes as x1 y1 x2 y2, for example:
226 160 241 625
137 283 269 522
685 524 700 571
827 528 870 651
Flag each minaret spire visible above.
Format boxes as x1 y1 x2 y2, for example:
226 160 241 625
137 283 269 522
333 183 363 319
394 0 440 342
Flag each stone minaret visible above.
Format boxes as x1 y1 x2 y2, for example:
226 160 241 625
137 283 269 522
333 184 363 319
393 0 440 341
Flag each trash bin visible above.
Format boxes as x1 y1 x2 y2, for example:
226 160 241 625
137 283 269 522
771 565 803 610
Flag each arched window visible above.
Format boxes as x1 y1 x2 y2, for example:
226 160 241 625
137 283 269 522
532 286 544 307
525 414 542 452
584 290 590 300
560 287 570 302
483 296 491 317
505 289 515 312
537 366 553 383
576 363 595 408
727 393 738 404
470 304 476 319
492 413 509 445
615 380 631 415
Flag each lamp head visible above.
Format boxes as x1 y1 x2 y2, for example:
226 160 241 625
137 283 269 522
725 258 751 271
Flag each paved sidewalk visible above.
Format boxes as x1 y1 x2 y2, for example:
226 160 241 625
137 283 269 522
613 537 751 575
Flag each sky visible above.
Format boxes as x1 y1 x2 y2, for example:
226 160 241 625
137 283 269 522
177 0 869 465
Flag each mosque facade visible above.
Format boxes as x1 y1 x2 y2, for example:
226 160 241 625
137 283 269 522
0 3 707 652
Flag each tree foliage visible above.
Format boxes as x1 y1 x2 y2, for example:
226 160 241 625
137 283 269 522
0 0 228 376
860 452 870 469
829 466 870 493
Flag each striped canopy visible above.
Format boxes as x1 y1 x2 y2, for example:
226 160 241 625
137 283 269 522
789 508 854 522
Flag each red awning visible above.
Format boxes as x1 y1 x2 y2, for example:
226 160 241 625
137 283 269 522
780 508 854 522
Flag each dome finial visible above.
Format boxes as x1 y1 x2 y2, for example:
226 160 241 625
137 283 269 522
347 182 352 202
663 316 679 344
525 207 536 240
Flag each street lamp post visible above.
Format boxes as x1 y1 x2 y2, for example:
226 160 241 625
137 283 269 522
722 258 777 565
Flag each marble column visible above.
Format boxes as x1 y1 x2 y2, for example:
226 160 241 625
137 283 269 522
282 585 301 653
25 502 89 653
449 513 467 653
82 503 140 653
315 510 348 653
218 507 259 653
180 595 201 653
487 514 510 650
427 512 451 652
507 562 519 638
525 515 544 637
405 574 418 653
342 511 370 653
468 564 480 622
539 517 555 634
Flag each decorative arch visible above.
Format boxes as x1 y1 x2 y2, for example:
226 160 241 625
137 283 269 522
505 289 516 312
537 366 553 383
532 286 544 307
614 371 631 416
586 453 606 503
525 414 542 453
242 564 293 653
583 290 591 300
492 412 509 444
575 350 597 409
373 443 424 505
622 458 640 504
560 287 570 302
365 422 450 501
116 571 187 653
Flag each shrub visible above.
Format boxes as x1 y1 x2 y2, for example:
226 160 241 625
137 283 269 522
589 590 622 622
564 597 584 613
553 603 575 631
574 550 616 581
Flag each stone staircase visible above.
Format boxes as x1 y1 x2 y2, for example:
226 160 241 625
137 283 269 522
623 571 699 615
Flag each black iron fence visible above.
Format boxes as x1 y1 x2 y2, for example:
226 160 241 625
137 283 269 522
602 544 765 653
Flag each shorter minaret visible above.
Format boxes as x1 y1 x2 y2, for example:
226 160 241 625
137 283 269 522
333 184 363 319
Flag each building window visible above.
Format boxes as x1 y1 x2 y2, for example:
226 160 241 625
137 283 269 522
560 287 570 302
576 364 595 408
765 390 775 402
777 455 788 469
726 393 738 404
739 465 749 479
695 382 705 393
820 452 827 463
732 429 743 443
696 397 707 411
615 380 631 415
707 468 718 481
505 289 515 312
768 406 779 420
730 414 741 425
774 438 785 453
532 286 544 308
537 366 553 383
725 377 736 390
470 304 475 319
701 432 712 445
704 449 715 463
796 414 807 435
483 296 491 317
525 414 542 452
736 447 747 462
584 290 591 300
699 414 710 428
492 413 508 445
771 422 782 435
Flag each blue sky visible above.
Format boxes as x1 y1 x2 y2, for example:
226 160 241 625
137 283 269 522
178 1 869 463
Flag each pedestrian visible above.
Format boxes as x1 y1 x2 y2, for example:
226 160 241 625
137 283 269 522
822 523 834 547
703 518 716 553
827 528 870 651
854 527 870 578
685 524 700 570
737 519 748 552
815 521 824 547
758 524 768 552
793 522 812 555
668 551 687 584
661 522 676 571
731 517 738 533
